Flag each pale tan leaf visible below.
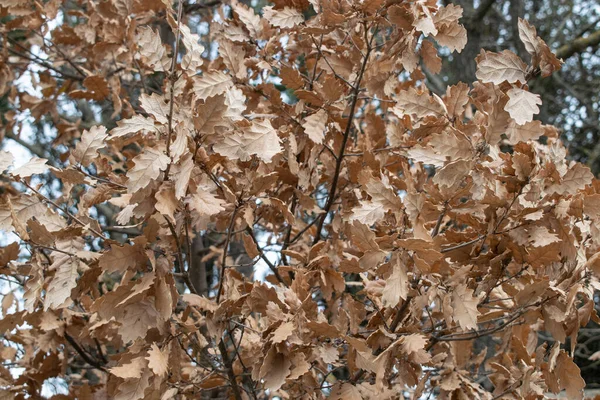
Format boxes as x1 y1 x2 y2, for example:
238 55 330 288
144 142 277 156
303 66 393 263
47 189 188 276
45 239 85 310
350 201 386 226
547 163 593 195
263 6 304 28
213 119 282 162
155 183 178 222
302 109 327 144
71 126 108 167
433 21 467 53
146 343 169 377
451 284 480 330
433 159 471 188
518 18 562 77
171 153 194 199
394 87 447 119
12 157 49 178
475 50 528 84
231 0 262 38
139 93 170 124
0 151 14 172
219 40 246 80
136 27 169 72
506 120 543 144
187 190 224 217
414 13 437 37
0 196 49 233
444 82 470 118
110 357 147 379
193 71 233 101
118 299 162 343
179 24 204 72
407 146 447 167
224 87 247 121
110 115 160 138
505 88 542 125
433 4 463 25
430 131 473 161
401 334 431 363
381 257 409 308
114 370 151 400
126 146 170 192
526 226 560 247
271 321 294 343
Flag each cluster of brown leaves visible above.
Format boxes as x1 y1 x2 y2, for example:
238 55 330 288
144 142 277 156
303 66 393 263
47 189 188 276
0 0 599 399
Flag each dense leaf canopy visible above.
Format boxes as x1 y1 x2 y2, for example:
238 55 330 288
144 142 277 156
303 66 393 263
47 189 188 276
0 0 599 399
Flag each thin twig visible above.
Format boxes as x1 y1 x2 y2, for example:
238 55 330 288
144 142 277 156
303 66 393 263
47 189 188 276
24 182 104 238
165 0 185 171
245 227 286 284
312 23 377 244
218 340 243 400
64 333 107 372
216 206 239 303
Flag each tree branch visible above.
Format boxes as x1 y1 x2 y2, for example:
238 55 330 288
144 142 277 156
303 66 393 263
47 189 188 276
470 0 496 24
4 131 50 160
218 340 243 400
216 206 238 303
312 24 376 244
64 332 107 372
245 227 285 285
556 30 600 60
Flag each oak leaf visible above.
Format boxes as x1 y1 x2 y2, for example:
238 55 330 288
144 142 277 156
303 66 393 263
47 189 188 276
109 115 160 138
136 27 169 72
433 22 467 53
505 88 542 125
110 357 147 379
475 50 528 84
180 25 205 72
114 370 151 400
187 189 224 217
11 157 49 178
139 93 170 124
547 163 593 195
231 0 262 38
259 346 291 392
518 18 562 77
213 119 282 162
381 257 409 308
302 109 328 144
126 146 170 192
193 71 233 101
70 126 108 167
394 87 447 119
44 238 86 310
263 6 304 28
0 150 14 172
451 284 480 330
146 343 169 377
